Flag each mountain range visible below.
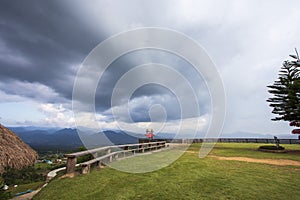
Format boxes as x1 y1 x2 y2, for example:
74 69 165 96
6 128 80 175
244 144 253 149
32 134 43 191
8 126 298 152
9 127 141 152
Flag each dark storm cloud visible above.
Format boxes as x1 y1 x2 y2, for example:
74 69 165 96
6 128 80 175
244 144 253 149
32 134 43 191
101 86 182 123
0 0 210 124
0 0 104 101
94 49 210 116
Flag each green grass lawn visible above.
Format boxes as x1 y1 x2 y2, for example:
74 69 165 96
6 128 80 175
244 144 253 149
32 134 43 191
33 143 300 200
207 143 300 161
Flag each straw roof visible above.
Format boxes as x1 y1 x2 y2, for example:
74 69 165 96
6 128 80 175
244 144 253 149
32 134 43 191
0 124 37 174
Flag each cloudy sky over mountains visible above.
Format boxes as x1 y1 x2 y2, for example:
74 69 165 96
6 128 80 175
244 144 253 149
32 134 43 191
0 0 299 136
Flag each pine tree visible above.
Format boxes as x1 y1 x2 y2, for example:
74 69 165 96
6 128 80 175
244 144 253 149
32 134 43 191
267 49 300 122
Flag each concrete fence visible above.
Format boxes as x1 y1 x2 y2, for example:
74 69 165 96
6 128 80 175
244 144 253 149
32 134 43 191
64 141 166 175
139 138 300 144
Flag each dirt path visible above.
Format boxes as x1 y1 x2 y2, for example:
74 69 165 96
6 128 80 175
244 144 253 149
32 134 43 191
184 151 300 166
208 155 300 166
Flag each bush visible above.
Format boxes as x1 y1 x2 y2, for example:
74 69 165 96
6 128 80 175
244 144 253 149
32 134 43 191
2 166 45 185
0 177 12 200
49 163 66 171
0 190 11 200
75 146 93 164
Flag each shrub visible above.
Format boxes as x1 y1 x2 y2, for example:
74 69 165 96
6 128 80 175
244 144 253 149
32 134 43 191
75 146 93 164
2 166 45 185
0 177 12 200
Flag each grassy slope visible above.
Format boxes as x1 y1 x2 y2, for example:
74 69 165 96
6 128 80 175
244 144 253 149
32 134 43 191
34 143 300 200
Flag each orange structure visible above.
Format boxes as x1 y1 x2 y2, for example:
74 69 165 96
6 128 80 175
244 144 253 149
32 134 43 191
145 128 155 139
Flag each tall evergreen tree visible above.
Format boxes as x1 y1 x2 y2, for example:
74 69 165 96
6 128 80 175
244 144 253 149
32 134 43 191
267 49 300 122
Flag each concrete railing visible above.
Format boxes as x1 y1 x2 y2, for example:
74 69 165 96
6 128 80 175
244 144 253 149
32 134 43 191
139 138 300 144
193 138 300 144
64 141 166 175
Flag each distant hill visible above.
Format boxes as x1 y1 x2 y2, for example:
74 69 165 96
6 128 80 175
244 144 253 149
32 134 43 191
10 126 60 134
103 130 139 144
10 127 141 152
11 128 82 151
221 131 299 139
145 131 298 139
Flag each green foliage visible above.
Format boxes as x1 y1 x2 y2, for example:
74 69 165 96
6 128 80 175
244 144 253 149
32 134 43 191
76 146 93 164
0 177 4 187
34 162 53 171
0 190 12 200
49 163 66 171
35 162 66 172
77 146 87 152
267 49 300 122
2 166 45 185
0 177 12 200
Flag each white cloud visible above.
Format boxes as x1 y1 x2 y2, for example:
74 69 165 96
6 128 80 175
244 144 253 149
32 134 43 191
0 80 75 127
38 103 75 127
73 109 209 137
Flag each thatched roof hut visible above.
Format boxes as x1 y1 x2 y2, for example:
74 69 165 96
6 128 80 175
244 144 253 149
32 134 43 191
0 124 37 174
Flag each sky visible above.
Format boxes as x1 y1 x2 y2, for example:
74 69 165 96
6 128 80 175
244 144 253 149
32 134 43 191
0 0 299 136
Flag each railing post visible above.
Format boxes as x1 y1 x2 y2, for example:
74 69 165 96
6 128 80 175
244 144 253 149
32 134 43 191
142 145 145 153
105 148 112 162
66 156 77 175
81 164 90 174
93 152 98 158
96 161 101 168
106 148 111 155
124 146 128 157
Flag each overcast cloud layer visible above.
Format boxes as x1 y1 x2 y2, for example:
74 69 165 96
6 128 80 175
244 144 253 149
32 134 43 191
0 0 299 136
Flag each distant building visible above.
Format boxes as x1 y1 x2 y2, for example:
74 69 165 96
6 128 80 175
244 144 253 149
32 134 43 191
45 160 52 164
145 128 155 139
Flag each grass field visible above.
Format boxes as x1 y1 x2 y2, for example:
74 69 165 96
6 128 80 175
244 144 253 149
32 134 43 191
34 143 300 200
